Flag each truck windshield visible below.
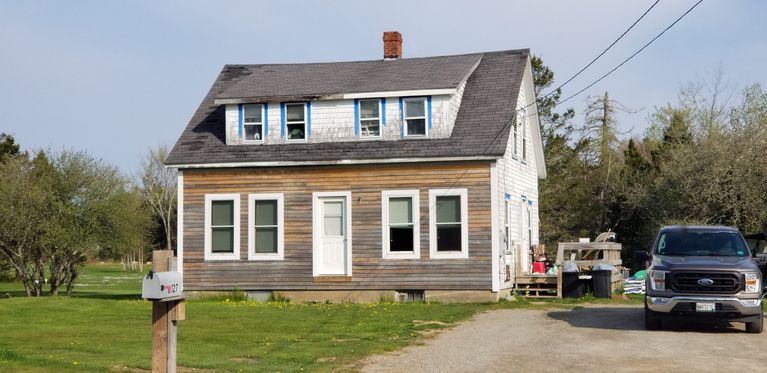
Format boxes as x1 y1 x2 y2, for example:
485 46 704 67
655 230 749 257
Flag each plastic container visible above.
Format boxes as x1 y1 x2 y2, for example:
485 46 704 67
532 261 546 274
562 271 584 298
592 270 612 298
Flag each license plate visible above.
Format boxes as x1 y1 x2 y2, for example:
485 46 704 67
696 302 716 312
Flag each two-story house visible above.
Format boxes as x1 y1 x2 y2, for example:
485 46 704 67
165 32 546 302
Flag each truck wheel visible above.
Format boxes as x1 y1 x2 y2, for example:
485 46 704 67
746 312 763 333
645 300 662 330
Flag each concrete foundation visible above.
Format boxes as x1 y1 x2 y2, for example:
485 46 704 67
273 290 398 303
424 289 506 303
185 289 508 303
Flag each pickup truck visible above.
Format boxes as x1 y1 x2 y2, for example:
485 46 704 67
637 226 764 333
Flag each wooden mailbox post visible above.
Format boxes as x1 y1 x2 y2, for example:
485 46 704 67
143 250 185 373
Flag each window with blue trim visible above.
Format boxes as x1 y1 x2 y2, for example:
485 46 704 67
403 97 427 136
285 103 307 141
359 99 381 138
243 104 264 142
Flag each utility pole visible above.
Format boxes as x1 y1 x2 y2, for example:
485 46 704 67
599 92 612 231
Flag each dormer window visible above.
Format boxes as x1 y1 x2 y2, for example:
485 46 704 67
285 103 307 141
242 104 264 143
358 99 382 139
403 97 428 137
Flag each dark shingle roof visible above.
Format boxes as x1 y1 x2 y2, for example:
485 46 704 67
165 49 529 166
216 53 483 101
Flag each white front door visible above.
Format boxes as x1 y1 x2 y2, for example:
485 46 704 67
318 197 347 275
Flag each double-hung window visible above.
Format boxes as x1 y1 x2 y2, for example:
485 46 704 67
243 104 264 142
513 118 519 158
285 103 307 141
521 110 528 162
382 190 420 259
429 188 468 258
204 194 240 260
248 193 284 260
403 97 427 136
504 200 511 251
359 99 382 138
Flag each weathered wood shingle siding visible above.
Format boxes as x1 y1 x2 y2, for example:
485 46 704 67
182 161 492 291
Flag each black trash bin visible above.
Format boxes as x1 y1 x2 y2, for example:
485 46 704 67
592 270 612 298
562 271 583 298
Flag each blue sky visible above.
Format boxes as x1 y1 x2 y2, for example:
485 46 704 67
2 0 765 173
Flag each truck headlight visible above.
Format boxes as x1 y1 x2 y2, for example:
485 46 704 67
650 270 668 291
745 273 760 294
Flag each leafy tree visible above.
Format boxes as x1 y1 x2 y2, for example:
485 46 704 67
0 133 21 162
44 151 150 295
616 80 767 269
139 145 177 253
0 152 52 296
0 148 152 296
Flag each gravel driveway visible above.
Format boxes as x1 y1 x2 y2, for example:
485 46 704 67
362 304 766 372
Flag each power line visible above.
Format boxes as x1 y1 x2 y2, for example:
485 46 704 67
483 0 703 156
537 0 661 102
555 0 704 107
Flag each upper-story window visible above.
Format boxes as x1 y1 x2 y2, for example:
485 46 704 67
285 103 307 141
403 97 427 137
359 99 382 138
243 104 264 142
521 110 528 162
513 120 519 158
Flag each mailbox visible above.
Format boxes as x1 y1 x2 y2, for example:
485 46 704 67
142 271 183 300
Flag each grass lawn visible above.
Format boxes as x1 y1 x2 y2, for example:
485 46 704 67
0 263 496 372
0 263 654 372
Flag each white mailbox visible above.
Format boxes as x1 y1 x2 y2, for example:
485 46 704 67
142 271 183 300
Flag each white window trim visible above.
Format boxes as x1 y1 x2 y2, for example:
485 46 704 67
242 104 265 144
429 188 469 259
403 97 428 137
285 102 308 143
204 193 241 261
247 193 284 261
381 189 420 259
312 191 353 277
359 98 382 140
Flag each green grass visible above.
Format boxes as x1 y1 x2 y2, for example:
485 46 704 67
0 264 493 371
0 263 656 372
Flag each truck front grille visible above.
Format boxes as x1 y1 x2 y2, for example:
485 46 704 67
670 272 741 294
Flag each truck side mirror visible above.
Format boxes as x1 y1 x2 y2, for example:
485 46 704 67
634 250 651 263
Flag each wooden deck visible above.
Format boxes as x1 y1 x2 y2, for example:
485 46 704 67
515 241 625 299
514 274 559 298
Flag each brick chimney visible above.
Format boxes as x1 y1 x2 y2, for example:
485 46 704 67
383 31 402 59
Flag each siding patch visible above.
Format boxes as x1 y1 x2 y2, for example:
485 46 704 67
398 98 404 139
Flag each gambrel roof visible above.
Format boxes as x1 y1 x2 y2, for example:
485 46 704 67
165 48 545 178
